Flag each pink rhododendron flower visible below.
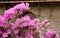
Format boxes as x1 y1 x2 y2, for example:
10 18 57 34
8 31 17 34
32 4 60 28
19 3 29 14
27 30 34 38
0 15 7 27
39 34 44 38
45 29 56 38
20 22 28 27
28 35 33 38
55 34 59 38
2 32 8 38
14 3 29 14
13 30 19 35
14 18 21 26
28 20 35 26
25 3 29 9
22 15 30 21
0 16 6 24
35 25 40 32
7 30 11 34
33 18 40 22
14 15 31 28
3 8 16 20
40 19 49 27
0 2 58 38
3 23 10 28
0 30 3 35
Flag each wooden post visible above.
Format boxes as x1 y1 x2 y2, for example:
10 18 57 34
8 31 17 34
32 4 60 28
38 2 41 17
50 2 53 17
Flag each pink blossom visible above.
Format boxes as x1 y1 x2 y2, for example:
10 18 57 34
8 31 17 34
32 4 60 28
19 3 29 14
14 3 25 9
33 18 40 22
28 20 35 27
40 19 49 27
45 29 56 38
0 16 6 23
0 15 6 27
26 2 29 7
14 3 29 14
13 30 19 35
35 25 40 32
55 34 59 38
24 2 29 10
2 32 8 38
7 30 11 34
39 34 44 38
22 15 30 21
0 2 58 38
3 23 10 28
14 15 31 28
14 18 21 26
28 35 33 38
27 30 34 38
20 22 27 27
0 30 3 35
3 8 16 20
45 23 50 27
11 24 18 31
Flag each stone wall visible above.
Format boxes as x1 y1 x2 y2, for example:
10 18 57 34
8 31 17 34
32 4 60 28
0 3 60 34
30 2 60 34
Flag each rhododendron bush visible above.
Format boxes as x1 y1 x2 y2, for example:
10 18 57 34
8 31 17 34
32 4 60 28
0 3 59 38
